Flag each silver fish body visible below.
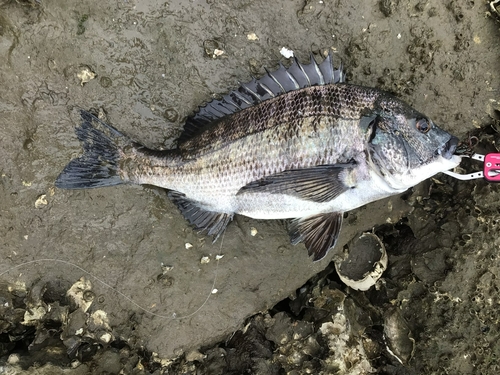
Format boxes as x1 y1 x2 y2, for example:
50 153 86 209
56 56 460 260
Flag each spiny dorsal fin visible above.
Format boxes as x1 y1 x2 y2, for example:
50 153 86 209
179 52 345 144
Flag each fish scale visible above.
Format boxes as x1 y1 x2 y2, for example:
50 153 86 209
56 55 460 261
179 84 377 154
146 116 361 197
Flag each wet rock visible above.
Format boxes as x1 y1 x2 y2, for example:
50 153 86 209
41 279 72 305
196 347 228 374
0 0 499 373
343 297 374 336
266 313 318 371
383 307 415 365
265 312 294 345
319 312 374 373
203 39 225 59
297 0 315 17
63 308 87 339
66 278 94 313
490 0 500 21
185 348 206 362
225 316 276 374
379 0 400 17
411 248 450 285
92 349 122 374
447 2 465 22
99 76 112 88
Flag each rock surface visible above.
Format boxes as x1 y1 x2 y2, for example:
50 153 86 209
0 0 499 373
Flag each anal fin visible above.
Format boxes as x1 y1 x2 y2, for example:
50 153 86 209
289 212 343 261
168 191 233 241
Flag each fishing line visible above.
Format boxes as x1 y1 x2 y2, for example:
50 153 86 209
0 232 224 320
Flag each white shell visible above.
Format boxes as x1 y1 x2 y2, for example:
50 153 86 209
335 232 388 291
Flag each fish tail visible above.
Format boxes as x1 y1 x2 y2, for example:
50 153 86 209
55 110 128 189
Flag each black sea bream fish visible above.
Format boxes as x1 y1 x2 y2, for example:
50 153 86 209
55 55 460 261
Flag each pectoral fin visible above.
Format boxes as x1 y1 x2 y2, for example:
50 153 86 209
289 212 343 261
168 191 233 241
237 164 354 203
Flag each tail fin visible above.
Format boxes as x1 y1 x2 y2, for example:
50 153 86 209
55 110 127 189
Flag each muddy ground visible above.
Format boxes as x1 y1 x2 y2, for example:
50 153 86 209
0 0 499 374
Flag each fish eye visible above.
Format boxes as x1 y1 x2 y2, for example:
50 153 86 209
416 118 431 134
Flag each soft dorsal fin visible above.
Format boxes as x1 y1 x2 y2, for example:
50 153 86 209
178 52 345 144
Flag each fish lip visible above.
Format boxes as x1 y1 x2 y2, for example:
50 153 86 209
438 136 459 160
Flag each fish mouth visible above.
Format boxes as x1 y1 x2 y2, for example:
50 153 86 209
437 136 459 160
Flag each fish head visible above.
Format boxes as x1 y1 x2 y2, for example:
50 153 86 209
367 96 461 189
